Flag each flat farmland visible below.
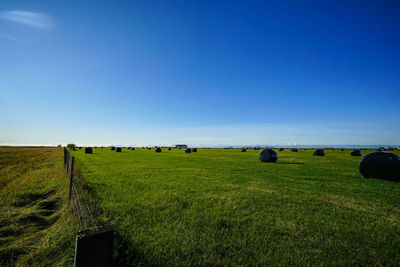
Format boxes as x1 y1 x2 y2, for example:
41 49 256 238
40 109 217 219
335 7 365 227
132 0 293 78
72 148 400 266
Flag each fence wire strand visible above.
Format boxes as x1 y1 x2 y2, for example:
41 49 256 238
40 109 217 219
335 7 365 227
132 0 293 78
65 149 98 230
72 183 87 229
75 175 97 227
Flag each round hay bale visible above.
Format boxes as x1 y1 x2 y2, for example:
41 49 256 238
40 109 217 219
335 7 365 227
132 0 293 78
359 152 400 181
168 147 171 150
291 148 298 152
148 148 151 150
192 148 197 152
313 149 325 156
259 149 278 163
111 147 116 151
241 148 246 152
116 147 122 152
341 148 344 151
131 147 135 150
304 149 307 151
185 148 191 153
155 147 161 153
79 147 82 149
351 149 362 156
85 147 93 154
278 148 284 151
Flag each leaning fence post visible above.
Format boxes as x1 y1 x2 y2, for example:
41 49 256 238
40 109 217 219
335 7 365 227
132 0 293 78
69 157 75 205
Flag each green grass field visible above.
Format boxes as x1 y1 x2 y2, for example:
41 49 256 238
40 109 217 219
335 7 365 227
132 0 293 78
71 147 400 266
0 147 77 266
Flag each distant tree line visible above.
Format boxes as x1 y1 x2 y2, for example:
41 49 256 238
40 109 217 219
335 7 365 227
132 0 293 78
67 144 76 149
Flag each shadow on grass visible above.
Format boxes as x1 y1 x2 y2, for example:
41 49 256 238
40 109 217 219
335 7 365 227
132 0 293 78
276 162 304 165
113 232 163 266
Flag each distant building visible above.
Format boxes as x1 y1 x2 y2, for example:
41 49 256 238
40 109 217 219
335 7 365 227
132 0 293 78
175 144 188 149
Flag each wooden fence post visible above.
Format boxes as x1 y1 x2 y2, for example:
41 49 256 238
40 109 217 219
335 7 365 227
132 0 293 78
66 152 70 174
69 157 75 205
64 148 67 167
74 226 114 267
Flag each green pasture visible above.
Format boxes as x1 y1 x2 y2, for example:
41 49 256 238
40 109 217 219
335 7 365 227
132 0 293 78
71 147 400 266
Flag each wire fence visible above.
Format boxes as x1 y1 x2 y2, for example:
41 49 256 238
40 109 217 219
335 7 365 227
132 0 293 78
64 148 98 230
64 147 114 266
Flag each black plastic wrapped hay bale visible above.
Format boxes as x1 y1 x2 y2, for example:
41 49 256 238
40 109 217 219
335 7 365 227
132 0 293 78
291 148 298 152
351 149 362 156
185 148 191 153
241 148 246 152
155 147 161 153
359 152 400 181
79 147 82 149
111 147 116 151
259 149 278 163
116 147 122 152
192 148 197 152
168 148 171 150
131 147 135 151
85 147 93 154
278 148 284 151
313 149 325 156
341 148 345 151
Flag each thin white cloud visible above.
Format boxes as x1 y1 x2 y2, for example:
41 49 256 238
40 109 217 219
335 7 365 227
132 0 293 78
0 10 54 28
0 32 26 43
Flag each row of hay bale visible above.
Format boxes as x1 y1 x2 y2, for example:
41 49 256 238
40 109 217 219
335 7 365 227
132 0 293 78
240 148 364 157
257 148 399 181
154 147 198 153
81 146 399 181
85 146 364 157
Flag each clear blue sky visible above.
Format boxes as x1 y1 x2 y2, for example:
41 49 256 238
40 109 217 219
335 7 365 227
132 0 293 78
1 0 399 146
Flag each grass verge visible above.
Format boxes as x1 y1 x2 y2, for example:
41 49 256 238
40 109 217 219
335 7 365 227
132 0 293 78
0 147 77 266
